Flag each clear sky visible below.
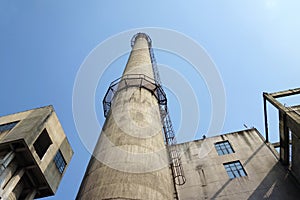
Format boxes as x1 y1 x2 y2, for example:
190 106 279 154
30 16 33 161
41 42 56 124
1 0 300 199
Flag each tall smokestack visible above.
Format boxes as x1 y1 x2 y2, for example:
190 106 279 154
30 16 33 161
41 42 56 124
76 33 175 199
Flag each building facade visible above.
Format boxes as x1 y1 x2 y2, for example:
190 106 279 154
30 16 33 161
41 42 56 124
176 128 300 199
0 105 73 199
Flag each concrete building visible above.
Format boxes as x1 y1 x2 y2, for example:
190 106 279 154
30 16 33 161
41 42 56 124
76 33 300 199
176 128 300 199
0 105 73 199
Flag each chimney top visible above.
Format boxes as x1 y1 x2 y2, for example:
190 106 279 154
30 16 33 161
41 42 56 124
131 32 152 48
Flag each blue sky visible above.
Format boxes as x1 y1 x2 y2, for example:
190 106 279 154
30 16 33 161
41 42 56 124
1 0 300 199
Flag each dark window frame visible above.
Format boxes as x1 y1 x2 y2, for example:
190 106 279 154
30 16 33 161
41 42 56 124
33 129 52 160
223 161 247 179
53 150 66 174
0 121 19 133
214 140 235 155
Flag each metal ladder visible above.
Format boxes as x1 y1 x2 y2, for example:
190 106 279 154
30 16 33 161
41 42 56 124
149 47 186 199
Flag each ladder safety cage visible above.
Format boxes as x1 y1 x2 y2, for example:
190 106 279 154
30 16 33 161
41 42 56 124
149 45 186 186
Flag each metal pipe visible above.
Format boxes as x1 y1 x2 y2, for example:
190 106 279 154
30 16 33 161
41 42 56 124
0 151 15 175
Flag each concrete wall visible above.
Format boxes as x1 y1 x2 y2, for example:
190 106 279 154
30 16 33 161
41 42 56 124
176 129 300 199
42 110 73 192
285 107 300 182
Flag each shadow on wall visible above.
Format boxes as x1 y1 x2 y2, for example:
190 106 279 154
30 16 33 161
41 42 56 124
210 143 265 199
248 162 300 200
209 142 300 199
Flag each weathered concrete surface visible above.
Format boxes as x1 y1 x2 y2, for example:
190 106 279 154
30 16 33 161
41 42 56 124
176 129 300 199
76 34 174 200
123 35 154 78
0 106 73 199
282 106 300 182
2 169 24 200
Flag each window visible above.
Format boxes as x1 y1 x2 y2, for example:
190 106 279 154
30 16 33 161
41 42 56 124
33 129 52 159
0 121 18 133
215 141 234 155
54 150 66 174
223 161 247 179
